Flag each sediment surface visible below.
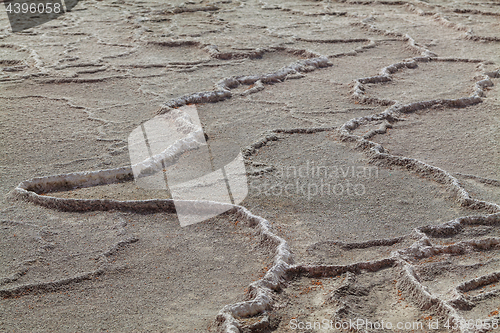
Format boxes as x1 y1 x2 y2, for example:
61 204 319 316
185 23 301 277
0 0 499 332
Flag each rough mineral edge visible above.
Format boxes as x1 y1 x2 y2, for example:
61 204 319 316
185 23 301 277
132 132 206 179
282 225 500 333
352 55 488 103
305 237 407 253
0 267 29 286
242 126 336 158
430 10 500 42
2 36 358 83
321 25 500 331
404 3 429 16
396 259 468 332
167 5 219 14
223 53 500 332
276 214 500 332
7 21 500 332
242 126 337 176
351 34 430 103
326 39 378 59
465 33 500 43
454 173 500 187
334 102 500 331
213 205 293 332
11 174 293 333
295 37 370 44
239 80 264 96
0 236 138 298
398 237 500 260
405 1 500 44
158 55 332 112
287 258 397 278
10 103 499 332
12 110 207 201
362 119 392 140
0 220 50 284
394 237 500 331
9 100 333 332
231 40 500 326
340 42 498 212
433 13 471 32
338 236 406 249
10 168 295 332
339 86 498 212
452 8 500 17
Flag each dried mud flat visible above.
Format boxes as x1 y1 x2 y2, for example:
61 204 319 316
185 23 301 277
0 0 499 332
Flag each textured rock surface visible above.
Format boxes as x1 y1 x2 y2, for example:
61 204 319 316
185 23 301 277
0 0 499 332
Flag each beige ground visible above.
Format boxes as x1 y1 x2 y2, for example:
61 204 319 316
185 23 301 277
0 0 499 332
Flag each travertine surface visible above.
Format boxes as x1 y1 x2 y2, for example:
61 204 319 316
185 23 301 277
0 0 499 332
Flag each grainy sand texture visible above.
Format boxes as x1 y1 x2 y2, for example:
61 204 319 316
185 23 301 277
0 0 500 332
